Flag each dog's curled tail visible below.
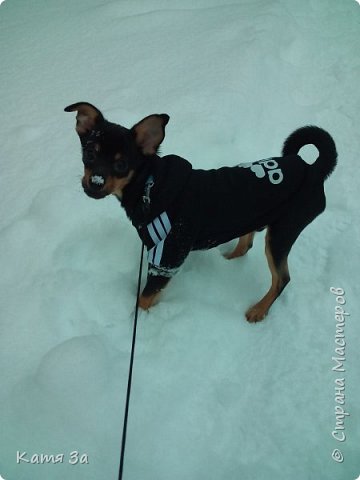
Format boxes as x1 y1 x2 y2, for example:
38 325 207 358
282 126 337 181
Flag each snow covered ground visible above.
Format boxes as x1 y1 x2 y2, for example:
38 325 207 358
0 0 359 479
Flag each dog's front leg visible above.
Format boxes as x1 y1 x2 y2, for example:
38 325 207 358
139 273 171 310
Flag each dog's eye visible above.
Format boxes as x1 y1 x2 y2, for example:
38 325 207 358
113 159 129 176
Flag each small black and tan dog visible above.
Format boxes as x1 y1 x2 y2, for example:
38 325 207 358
65 102 337 322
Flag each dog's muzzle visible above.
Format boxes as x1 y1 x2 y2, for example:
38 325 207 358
82 173 108 199
90 174 105 188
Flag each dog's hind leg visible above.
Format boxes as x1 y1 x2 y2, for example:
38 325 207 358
225 232 255 259
245 189 325 322
245 227 290 322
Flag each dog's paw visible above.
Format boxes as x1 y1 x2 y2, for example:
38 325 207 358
138 292 160 310
245 304 268 323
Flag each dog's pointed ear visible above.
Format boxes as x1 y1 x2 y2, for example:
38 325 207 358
64 102 104 135
132 114 169 155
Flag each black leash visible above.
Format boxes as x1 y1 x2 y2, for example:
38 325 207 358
118 242 145 480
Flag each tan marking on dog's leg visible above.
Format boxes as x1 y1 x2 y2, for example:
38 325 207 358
246 231 290 323
225 232 255 259
138 291 161 310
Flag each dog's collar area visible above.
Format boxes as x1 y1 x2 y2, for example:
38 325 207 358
142 175 154 210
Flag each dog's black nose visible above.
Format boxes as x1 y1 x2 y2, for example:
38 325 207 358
89 174 106 190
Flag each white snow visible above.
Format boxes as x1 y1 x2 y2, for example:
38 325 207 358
91 175 105 185
0 1 359 479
